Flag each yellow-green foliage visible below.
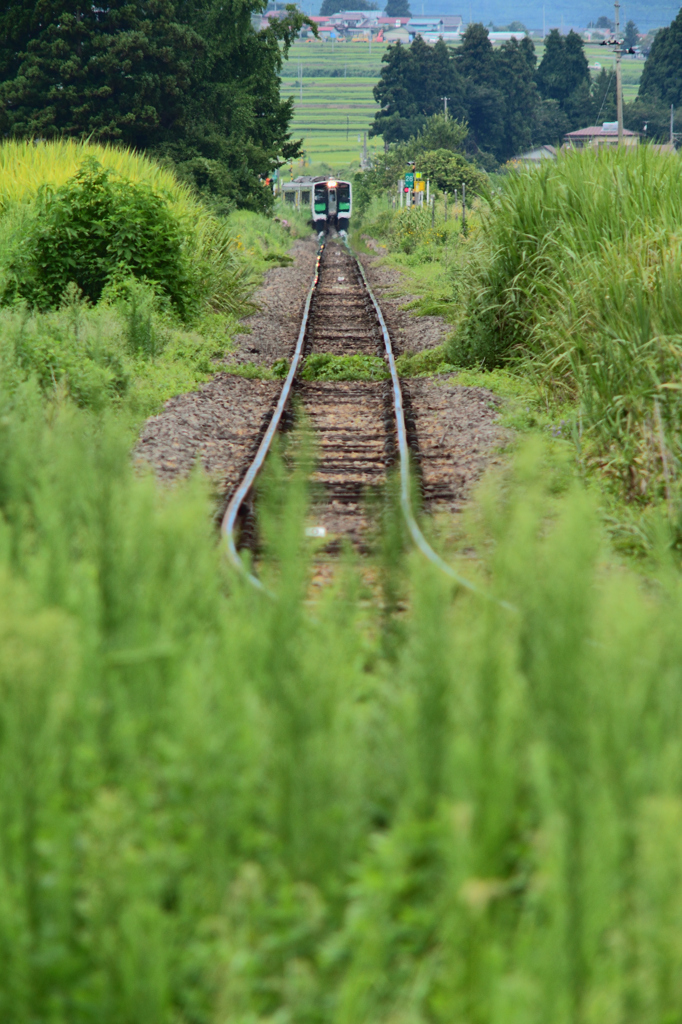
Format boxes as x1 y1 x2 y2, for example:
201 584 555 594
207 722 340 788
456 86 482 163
0 139 199 218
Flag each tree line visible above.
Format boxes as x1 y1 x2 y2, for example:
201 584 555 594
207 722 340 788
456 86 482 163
371 22 682 165
0 0 310 211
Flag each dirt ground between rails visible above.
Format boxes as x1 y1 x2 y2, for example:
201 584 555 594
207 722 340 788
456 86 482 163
135 232 508 518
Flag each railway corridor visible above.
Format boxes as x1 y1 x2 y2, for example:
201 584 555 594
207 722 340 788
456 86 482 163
294 241 396 549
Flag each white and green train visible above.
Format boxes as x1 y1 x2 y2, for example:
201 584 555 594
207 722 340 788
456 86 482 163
281 175 352 234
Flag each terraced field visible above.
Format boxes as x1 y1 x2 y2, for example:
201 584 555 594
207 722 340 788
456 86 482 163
281 41 386 174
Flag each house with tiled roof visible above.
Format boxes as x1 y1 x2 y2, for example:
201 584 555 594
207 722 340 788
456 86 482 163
564 122 639 148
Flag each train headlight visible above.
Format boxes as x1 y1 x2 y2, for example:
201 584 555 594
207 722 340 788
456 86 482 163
327 180 338 188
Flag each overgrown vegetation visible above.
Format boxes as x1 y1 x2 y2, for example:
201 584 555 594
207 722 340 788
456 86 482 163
0 140 305 416
450 147 682 509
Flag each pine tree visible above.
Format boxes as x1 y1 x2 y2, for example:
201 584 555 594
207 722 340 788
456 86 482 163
639 8 682 106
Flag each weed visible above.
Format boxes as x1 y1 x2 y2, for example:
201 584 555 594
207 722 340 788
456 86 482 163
300 353 389 381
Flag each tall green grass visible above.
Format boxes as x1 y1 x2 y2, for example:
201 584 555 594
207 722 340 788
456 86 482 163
4 360 682 1020
449 148 682 503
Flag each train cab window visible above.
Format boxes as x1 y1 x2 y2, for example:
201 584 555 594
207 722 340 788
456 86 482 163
314 185 327 213
337 183 351 212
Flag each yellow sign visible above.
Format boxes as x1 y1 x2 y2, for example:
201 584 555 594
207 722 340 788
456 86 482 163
414 180 425 192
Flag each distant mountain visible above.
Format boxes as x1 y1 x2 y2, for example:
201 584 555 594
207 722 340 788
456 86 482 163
315 2 680 34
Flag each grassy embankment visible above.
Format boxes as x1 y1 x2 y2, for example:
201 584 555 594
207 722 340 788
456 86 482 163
6 139 682 1021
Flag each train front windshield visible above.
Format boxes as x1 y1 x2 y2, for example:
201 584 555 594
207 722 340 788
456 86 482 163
337 182 350 215
314 184 327 214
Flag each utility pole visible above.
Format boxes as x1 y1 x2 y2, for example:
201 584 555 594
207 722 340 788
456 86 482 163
440 96 448 116
671 105 675 147
614 1 623 146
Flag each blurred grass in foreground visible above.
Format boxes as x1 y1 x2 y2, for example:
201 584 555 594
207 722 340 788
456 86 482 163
3 364 682 1020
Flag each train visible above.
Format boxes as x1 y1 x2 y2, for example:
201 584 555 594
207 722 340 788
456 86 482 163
281 176 352 234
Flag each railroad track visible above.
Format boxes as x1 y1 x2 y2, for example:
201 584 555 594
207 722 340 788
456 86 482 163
221 235 485 597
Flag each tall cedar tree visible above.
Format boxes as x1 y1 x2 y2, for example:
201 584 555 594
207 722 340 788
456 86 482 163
497 37 537 160
319 0 376 16
384 0 411 18
455 23 505 158
535 28 590 131
371 25 542 163
371 38 464 144
0 0 309 211
639 7 682 107
624 20 639 49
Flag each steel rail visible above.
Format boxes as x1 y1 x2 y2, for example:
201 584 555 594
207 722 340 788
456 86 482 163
220 235 325 590
347 242 514 609
221 234 510 609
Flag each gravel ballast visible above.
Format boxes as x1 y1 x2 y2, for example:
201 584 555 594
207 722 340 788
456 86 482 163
135 234 508 523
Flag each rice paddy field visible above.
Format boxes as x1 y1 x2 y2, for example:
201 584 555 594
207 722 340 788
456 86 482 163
279 38 645 177
281 40 388 175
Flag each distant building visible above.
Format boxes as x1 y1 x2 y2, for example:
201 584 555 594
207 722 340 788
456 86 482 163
488 30 527 42
516 145 558 163
384 26 410 42
564 122 639 148
407 15 463 42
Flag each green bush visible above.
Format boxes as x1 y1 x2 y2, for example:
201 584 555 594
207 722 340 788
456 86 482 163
5 160 195 316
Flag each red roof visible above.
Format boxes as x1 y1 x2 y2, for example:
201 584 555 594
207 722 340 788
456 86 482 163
565 126 638 137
